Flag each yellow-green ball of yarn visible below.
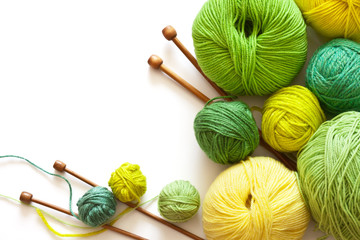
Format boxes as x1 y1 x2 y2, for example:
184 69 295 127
298 111 360 240
262 85 325 152
294 0 360 42
158 180 200 223
202 156 310 240
108 162 146 203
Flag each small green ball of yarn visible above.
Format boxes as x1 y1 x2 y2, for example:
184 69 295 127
192 0 307 96
306 38 360 118
298 111 360 240
158 180 200 223
194 101 259 164
77 186 117 227
108 162 147 203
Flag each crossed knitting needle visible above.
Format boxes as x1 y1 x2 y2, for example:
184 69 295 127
149 25 296 171
19 160 204 240
20 191 147 239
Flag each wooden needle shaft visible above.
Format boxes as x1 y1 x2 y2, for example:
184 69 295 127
162 25 228 98
53 161 205 240
148 55 209 103
19 191 148 240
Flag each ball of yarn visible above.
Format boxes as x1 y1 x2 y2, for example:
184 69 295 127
306 39 360 118
77 186 117 227
298 111 360 240
108 162 146 202
294 0 360 41
262 85 326 152
194 100 259 164
192 0 307 96
158 180 200 223
203 156 310 240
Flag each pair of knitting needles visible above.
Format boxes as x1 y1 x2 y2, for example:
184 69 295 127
20 160 204 240
148 26 296 171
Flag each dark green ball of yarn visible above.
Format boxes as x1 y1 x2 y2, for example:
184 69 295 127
194 101 259 164
77 186 117 227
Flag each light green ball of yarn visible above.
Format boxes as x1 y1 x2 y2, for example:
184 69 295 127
158 180 200 223
306 38 360 118
194 101 259 164
298 111 360 240
192 0 307 96
77 186 117 227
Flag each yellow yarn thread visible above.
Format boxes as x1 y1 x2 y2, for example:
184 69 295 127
262 85 325 152
202 156 310 240
108 162 146 203
294 0 360 41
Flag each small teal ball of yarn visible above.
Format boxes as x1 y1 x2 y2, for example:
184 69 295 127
158 180 200 223
194 100 259 164
192 0 307 96
77 186 117 227
306 38 360 118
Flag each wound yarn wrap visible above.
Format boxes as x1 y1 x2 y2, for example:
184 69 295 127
202 156 310 240
298 111 360 240
262 85 326 152
294 0 360 42
306 38 360 118
108 162 147 203
192 0 307 96
194 100 259 164
158 180 200 223
76 186 117 227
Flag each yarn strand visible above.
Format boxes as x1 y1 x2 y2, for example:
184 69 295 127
0 155 79 220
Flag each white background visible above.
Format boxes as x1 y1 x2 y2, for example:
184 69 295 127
0 1 334 239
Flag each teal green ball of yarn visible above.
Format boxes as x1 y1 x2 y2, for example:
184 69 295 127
192 0 307 96
158 180 200 223
297 111 360 240
194 101 259 164
306 39 360 118
77 186 117 227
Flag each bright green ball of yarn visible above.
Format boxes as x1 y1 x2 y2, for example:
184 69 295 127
192 0 307 96
194 100 259 164
77 186 117 227
298 111 360 240
306 38 360 118
158 180 200 223
108 162 147 203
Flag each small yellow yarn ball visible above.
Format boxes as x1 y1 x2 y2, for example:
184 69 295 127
202 156 310 240
108 162 146 202
262 85 325 152
294 0 360 41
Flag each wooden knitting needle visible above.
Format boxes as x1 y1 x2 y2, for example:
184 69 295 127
53 160 205 240
148 55 210 103
19 191 148 240
162 25 228 98
148 55 297 171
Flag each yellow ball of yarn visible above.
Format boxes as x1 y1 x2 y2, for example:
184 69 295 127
108 162 146 203
294 0 360 41
262 85 325 152
202 156 310 240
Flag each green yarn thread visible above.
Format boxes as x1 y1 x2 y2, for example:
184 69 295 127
194 100 259 164
0 155 79 219
306 39 360 118
192 0 307 96
77 186 117 227
297 111 360 240
158 180 200 223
